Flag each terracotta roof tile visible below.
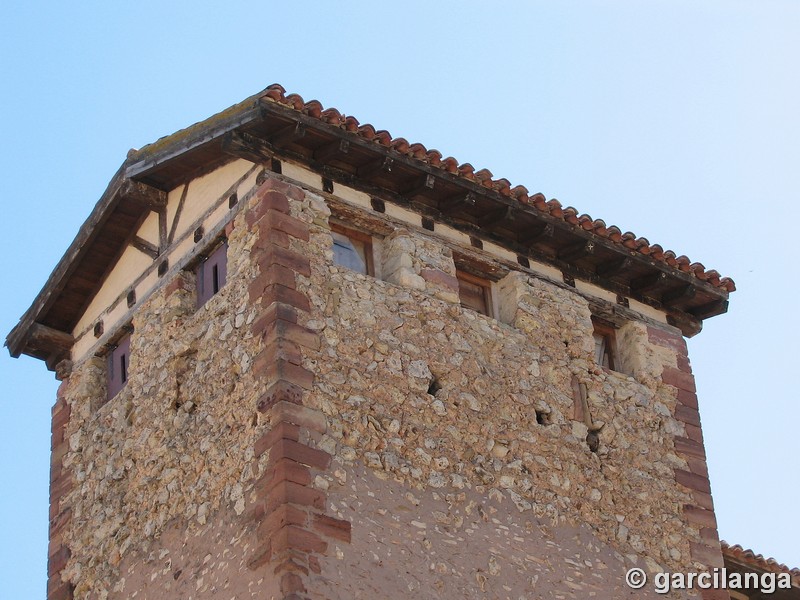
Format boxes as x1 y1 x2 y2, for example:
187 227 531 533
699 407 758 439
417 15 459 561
256 84 734 291
721 541 800 582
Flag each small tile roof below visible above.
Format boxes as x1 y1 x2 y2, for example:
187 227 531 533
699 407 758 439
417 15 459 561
722 541 800 582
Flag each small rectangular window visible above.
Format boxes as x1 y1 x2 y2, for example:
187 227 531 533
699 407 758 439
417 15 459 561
331 225 373 276
107 332 131 403
196 241 228 307
456 269 493 317
592 319 617 371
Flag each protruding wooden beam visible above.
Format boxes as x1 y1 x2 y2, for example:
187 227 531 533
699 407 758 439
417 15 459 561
27 323 74 355
222 131 273 164
630 271 668 294
689 299 728 320
439 191 476 215
480 205 512 228
558 240 596 262
596 257 632 278
403 173 436 199
358 156 394 179
662 284 696 307
131 236 159 259
518 222 554 246
271 122 306 148
314 138 350 162
119 179 167 211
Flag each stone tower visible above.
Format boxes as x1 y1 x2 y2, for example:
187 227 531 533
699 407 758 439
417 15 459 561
7 85 737 599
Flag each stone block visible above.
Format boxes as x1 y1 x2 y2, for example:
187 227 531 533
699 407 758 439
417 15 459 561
271 525 328 556
256 381 305 413
646 325 688 356
268 439 331 470
270 401 327 433
312 513 352 543
255 423 301 457
683 504 717 528
674 469 711 494
674 436 706 459
689 541 725 569
257 458 313 493
662 367 697 393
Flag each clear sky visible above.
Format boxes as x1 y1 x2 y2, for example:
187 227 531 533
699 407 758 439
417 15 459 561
1 1 798 597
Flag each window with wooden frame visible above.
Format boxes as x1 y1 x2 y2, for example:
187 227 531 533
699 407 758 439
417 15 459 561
331 224 373 276
107 332 131 403
196 240 228 307
456 269 493 317
592 318 617 371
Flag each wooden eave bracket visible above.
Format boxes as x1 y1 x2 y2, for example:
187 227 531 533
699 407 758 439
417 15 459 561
119 179 167 211
222 130 274 164
7 322 74 367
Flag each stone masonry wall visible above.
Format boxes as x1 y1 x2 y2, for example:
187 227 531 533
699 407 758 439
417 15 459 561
292 182 726 597
48 172 725 599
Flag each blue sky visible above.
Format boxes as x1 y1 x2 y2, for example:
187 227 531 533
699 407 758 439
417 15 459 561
1 1 798 596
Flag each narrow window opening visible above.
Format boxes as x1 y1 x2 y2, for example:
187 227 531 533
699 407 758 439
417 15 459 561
535 410 549 425
586 431 600 453
331 225 373 276
212 264 220 294
126 290 136 308
517 255 530 268
421 217 435 231
563 272 576 287
616 294 630 308
228 193 238 208
196 241 228 307
370 198 385 213
271 158 282 174
194 227 204 243
592 318 617 371
469 236 483 250
158 259 169 277
322 177 334 193
106 332 132 403
93 321 104 338
456 269 493 317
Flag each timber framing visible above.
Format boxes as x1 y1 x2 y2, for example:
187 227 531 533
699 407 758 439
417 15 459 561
6 86 732 367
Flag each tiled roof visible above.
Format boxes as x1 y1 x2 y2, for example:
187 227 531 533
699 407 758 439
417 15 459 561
722 541 800 581
257 84 735 292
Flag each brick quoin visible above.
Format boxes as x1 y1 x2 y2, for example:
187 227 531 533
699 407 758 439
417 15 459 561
246 177 351 597
47 379 74 600
649 328 727 581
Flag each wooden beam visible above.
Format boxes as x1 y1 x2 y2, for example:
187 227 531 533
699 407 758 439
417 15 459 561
403 173 436 199
630 271 668 293
358 156 394 179
662 284 696 307
314 138 350 162
480 205 512 228
168 184 190 244
558 240 596 262
689 299 728 320
222 131 273 164
131 236 159 259
439 191 477 215
119 179 167 211
271 121 306 148
596 257 632 278
28 323 74 354
518 222 554 246
158 208 168 252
